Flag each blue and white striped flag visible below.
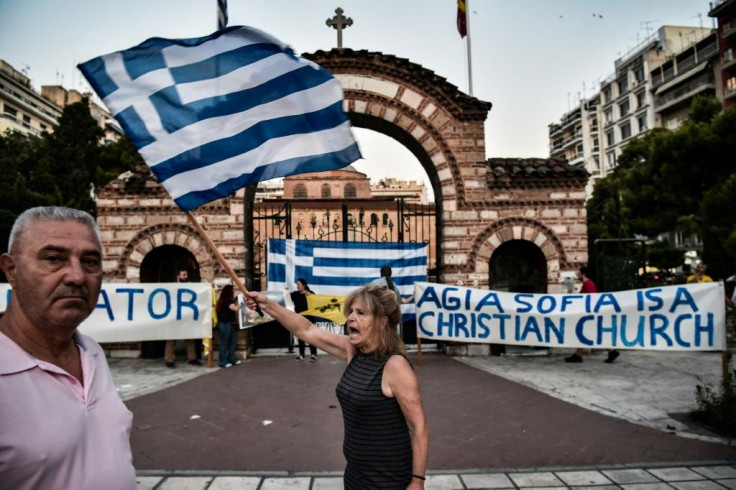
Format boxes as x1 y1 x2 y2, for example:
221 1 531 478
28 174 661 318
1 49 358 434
267 239 428 320
78 26 361 211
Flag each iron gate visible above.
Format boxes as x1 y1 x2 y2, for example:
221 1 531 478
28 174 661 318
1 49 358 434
251 198 436 291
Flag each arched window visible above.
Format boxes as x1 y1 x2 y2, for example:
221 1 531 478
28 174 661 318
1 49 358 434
370 213 379 226
321 183 331 198
294 184 307 199
382 213 389 226
344 183 357 198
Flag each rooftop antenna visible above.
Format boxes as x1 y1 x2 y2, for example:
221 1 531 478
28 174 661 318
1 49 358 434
691 13 703 30
640 20 658 38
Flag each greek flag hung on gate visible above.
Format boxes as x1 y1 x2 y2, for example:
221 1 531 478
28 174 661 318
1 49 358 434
267 239 428 320
78 26 361 211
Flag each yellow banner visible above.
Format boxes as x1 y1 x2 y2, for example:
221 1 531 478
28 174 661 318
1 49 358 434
303 294 346 324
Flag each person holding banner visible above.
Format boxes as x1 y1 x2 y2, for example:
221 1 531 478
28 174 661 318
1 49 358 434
0 206 135 489
216 285 244 368
164 269 202 368
372 264 401 300
247 283 429 488
565 266 620 364
291 278 318 361
687 262 713 284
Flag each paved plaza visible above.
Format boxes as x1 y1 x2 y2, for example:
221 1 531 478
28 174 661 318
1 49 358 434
110 349 736 488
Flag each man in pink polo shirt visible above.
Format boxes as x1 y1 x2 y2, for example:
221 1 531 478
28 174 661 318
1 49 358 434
0 206 135 489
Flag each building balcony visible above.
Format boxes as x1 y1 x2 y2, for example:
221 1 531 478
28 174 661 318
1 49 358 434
724 49 736 71
0 113 44 136
559 132 582 151
725 79 736 100
654 71 715 112
568 153 584 166
549 148 565 160
723 20 736 39
548 111 581 137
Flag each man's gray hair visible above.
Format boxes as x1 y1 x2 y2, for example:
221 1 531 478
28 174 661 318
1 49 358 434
8 206 101 252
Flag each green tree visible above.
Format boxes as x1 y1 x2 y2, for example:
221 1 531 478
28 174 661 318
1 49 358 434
0 100 139 246
0 131 55 229
700 173 736 276
587 96 736 278
646 240 684 271
43 99 105 214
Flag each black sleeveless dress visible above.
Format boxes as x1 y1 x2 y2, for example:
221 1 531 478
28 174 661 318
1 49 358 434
335 352 412 489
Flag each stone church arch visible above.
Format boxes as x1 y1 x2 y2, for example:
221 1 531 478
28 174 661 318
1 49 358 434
489 241 548 294
300 49 493 279
117 224 218 282
469 218 570 291
139 245 200 283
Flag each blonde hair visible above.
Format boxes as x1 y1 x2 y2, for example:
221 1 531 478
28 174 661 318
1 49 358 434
344 283 405 358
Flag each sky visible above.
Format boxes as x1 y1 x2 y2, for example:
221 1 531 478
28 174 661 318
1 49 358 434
0 0 714 200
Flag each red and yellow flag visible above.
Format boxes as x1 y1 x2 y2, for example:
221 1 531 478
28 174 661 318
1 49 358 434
457 0 467 38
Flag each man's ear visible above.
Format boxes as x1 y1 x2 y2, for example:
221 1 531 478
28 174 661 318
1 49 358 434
0 254 17 287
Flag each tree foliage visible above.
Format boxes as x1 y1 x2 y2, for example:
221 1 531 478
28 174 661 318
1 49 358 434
0 100 139 230
587 96 736 278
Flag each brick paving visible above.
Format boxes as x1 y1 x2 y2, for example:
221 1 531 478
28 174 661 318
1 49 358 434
126 353 736 472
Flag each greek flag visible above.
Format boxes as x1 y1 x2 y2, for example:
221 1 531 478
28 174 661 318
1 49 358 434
267 239 428 320
78 26 361 211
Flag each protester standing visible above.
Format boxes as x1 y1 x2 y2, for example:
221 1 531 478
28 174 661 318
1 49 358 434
565 266 621 364
164 268 202 368
247 283 429 488
0 206 135 489
216 285 243 367
687 262 713 283
372 264 401 300
291 278 317 361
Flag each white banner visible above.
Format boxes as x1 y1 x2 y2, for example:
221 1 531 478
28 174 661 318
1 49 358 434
0 283 212 343
414 282 726 351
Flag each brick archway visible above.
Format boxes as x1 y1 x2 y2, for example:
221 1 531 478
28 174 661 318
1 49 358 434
117 224 218 282
469 218 571 287
304 49 493 280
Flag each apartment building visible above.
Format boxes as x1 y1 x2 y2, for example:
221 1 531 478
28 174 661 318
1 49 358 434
651 31 719 129
710 0 736 107
0 60 62 136
0 59 121 142
549 26 714 197
41 85 123 144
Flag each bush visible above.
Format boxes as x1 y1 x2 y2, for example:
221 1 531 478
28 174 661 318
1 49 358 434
692 366 736 436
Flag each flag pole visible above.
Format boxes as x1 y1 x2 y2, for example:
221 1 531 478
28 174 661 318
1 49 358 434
414 283 423 366
184 210 253 367
416 327 423 366
185 211 250 296
198 0 231 369
465 0 473 96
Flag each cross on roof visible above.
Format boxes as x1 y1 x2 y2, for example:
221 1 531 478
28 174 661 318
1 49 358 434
325 7 353 49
